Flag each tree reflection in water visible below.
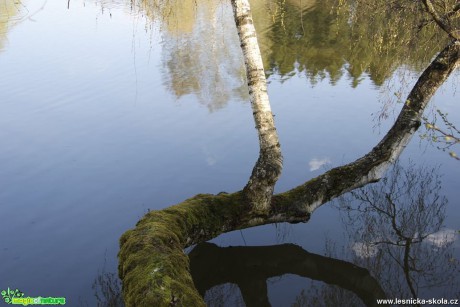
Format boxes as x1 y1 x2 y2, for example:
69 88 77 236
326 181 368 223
335 162 459 303
189 162 459 306
190 242 386 307
138 0 248 111
130 0 449 111
91 269 124 307
0 0 26 52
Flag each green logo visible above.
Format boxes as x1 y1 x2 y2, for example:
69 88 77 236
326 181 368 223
1 288 24 304
1 288 66 305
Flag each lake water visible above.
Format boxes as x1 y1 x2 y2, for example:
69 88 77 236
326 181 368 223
1 0 459 305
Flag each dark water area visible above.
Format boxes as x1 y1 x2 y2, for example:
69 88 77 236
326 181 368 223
0 0 459 306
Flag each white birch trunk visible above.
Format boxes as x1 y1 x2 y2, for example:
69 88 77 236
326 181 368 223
230 0 283 214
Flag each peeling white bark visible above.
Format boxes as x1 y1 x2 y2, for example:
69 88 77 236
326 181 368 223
231 0 272 113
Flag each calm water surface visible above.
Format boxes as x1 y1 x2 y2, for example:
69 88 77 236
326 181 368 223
0 0 459 305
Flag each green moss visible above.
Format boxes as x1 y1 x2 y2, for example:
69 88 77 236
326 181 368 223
118 192 248 306
119 224 204 306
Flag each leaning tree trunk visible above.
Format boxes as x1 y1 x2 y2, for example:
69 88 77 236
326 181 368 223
232 0 283 215
117 4 460 304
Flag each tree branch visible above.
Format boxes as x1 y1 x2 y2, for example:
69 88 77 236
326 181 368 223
118 19 460 307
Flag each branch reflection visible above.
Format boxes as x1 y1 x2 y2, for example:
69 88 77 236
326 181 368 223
190 162 459 306
336 162 459 304
189 242 386 307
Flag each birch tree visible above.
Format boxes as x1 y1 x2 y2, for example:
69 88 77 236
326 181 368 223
118 0 460 305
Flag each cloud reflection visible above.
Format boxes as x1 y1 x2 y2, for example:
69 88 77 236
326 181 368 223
309 157 331 171
426 229 458 247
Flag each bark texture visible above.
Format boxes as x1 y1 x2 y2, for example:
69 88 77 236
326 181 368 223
231 0 283 214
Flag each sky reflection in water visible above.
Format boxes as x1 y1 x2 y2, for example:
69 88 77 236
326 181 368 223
0 0 458 305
